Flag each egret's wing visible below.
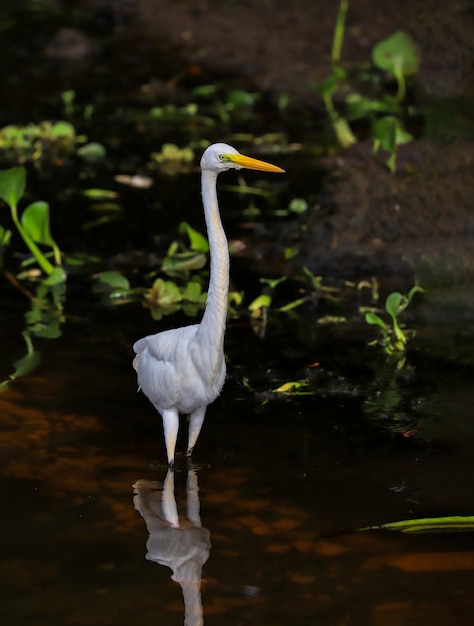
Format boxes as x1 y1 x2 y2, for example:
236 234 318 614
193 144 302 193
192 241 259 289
133 336 149 354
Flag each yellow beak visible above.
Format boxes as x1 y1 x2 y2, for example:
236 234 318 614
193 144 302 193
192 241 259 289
228 153 285 173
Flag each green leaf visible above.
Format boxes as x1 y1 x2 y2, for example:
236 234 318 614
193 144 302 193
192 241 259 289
227 89 255 107
248 294 272 310
182 281 204 303
11 349 42 378
77 142 106 161
82 188 118 199
372 116 413 154
0 166 26 207
278 298 306 312
260 276 287 289
372 30 421 76
162 251 207 277
179 222 209 252
51 120 76 139
358 516 474 534
0 332 41 390
332 115 357 148
385 291 405 318
192 84 219 98
365 311 388 330
0 224 11 245
273 379 310 394
21 201 55 246
149 278 182 306
98 271 130 290
346 93 400 120
315 65 347 98
288 198 308 214
43 266 67 286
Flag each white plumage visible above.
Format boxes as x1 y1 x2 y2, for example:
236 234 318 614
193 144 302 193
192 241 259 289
133 143 284 466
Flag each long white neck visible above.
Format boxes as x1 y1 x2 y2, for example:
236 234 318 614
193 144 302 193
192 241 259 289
193 168 229 373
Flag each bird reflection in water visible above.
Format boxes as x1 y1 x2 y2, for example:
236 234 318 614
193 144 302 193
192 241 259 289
133 470 211 626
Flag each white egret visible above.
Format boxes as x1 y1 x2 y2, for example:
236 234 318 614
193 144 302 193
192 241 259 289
133 143 284 466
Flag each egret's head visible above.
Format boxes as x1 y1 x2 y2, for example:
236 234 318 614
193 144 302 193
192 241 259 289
200 142 285 174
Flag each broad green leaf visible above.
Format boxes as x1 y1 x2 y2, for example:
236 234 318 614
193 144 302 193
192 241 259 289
51 120 75 139
372 31 421 76
248 294 272 310
0 166 26 207
179 222 209 252
98 271 130 290
385 291 405 318
77 142 106 161
21 201 55 246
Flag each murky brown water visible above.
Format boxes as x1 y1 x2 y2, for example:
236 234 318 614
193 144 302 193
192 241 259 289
1 297 473 626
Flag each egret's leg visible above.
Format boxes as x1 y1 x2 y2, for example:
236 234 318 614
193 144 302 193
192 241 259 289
158 407 179 466
162 469 179 527
187 405 207 457
186 470 202 527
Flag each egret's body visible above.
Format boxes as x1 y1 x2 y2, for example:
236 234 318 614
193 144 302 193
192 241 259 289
133 143 284 466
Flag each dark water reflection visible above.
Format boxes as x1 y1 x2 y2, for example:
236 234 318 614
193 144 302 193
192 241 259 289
0 304 473 625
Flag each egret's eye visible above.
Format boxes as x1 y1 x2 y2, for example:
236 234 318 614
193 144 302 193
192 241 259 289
219 154 229 162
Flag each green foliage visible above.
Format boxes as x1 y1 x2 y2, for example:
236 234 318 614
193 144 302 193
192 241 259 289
0 332 41 391
77 142 106 162
371 115 414 173
0 121 76 165
0 166 66 387
179 221 209 253
0 275 66 391
150 143 195 175
192 84 258 124
0 116 107 167
364 285 424 355
316 1 420 171
0 166 63 276
372 30 421 101
359 516 474 534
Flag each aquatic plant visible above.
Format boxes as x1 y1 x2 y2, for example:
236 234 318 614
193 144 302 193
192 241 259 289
0 167 66 389
0 166 64 282
316 0 420 171
358 516 474 534
0 119 105 167
364 285 424 355
0 121 76 165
